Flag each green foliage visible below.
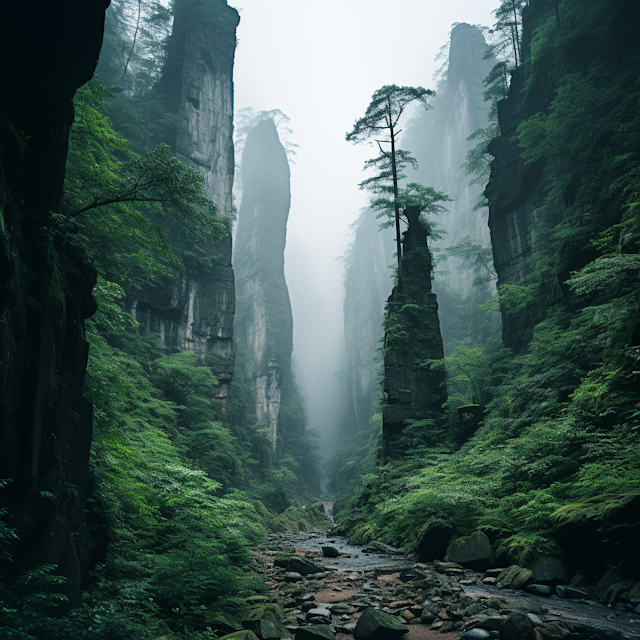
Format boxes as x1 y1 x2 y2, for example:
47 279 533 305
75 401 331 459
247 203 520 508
60 77 227 289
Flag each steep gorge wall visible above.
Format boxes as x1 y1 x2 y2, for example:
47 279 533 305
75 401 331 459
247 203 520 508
234 120 293 440
403 23 498 350
134 0 240 397
486 0 640 350
0 0 108 602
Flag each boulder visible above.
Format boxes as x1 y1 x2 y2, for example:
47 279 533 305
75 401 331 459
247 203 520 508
274 555 291 569
295 626 335 640
287 558 325 576
445 531 495 571
496 565 533 590
203 613 243 634
242 611 292 640
322 546 340 557
526 555 571 585
601 579 636 605
622 581 640 602
593 569 630 600
499 612 534 640
353 607 408 640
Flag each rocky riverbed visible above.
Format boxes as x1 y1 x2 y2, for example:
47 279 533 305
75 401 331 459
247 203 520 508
242 529 640 640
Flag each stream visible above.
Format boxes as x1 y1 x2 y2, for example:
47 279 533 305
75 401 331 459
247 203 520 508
251 528 640 640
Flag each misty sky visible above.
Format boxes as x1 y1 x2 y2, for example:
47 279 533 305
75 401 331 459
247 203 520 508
230 0 499 468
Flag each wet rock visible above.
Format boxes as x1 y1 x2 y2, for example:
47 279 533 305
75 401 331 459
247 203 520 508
555 585 588 599
336 623 356 635
568 573 589 589
526 613 543 626
275 556 292 569
288 558 325 576
533 622 570 639
483 577 497 585
433 560 464 575
322 547 340 558
465 603 485 616
526 584 554 597
460 630 492 639
486 568 506 578
440 621 455 633
445 531 495 572
247 596 273 605
526 556 571 585
353 607 408 640
295 625 335 640
465 612 504 632
499 612 534 640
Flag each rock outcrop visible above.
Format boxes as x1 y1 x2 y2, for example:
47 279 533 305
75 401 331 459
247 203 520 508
382 207 447 457
0 0 109 603
134 0 240 397
403 23 498 350
234 119 293 440
485 0 640 349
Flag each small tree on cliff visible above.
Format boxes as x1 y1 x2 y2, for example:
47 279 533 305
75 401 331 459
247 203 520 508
346 85 434 284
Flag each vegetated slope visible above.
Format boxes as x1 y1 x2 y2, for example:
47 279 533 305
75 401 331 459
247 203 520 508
338 0 640 577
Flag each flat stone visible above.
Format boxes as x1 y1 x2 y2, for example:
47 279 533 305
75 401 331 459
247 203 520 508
285 572 303 583
460 630 492 639
555 585 588 599
306 608 331 620
534 622 570 639
483 577 497 585
527 613 543 626
526 584 554 597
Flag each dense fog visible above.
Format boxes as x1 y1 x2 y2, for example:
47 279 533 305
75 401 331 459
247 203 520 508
232 0 498 473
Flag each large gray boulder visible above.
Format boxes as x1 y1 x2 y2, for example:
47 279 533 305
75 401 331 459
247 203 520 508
526 555 571 585
353 607 408 640
499 612 534 640
445 531 495 571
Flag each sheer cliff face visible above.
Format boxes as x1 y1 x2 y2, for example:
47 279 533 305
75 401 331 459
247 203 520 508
0 0 108 603
136 0 239 396
382 208 447 457
342 213 394 434
486 0 640 350
234 120 293 440
403 23 498 349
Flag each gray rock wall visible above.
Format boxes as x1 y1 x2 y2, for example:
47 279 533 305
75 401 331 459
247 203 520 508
136 0 240 397
234 119 293 440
